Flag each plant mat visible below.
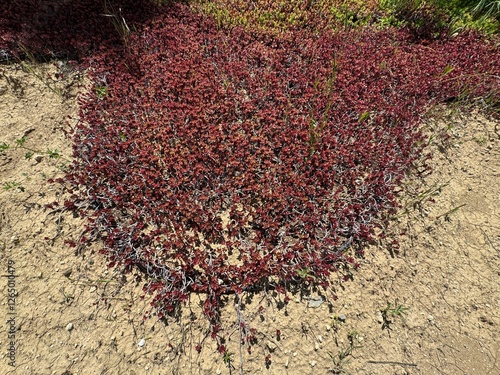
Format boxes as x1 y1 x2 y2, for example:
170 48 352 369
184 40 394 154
0 62 498 374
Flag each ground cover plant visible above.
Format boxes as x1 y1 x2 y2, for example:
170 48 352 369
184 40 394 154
56 2 500 358
193 0 379 31
3 0 499 366
0 0 158 62
194 0 500 35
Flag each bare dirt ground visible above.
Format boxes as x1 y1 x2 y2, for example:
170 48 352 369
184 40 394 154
0 62 498 375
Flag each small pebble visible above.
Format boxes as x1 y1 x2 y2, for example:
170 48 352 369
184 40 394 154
428 315 435 324
376 311 384 324
62 268 72 278
138 338 146 347
309 360 317 367
266 341 277 352
308 296 324 308
66 323 73 331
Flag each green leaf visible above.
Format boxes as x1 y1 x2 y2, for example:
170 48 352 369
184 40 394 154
95 85 109 99
358 111 370 122
47 149 61 159
3 181 24 191
441 64 455 77
222 351 234 365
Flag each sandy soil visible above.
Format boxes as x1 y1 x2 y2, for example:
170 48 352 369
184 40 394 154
0 62 498 375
